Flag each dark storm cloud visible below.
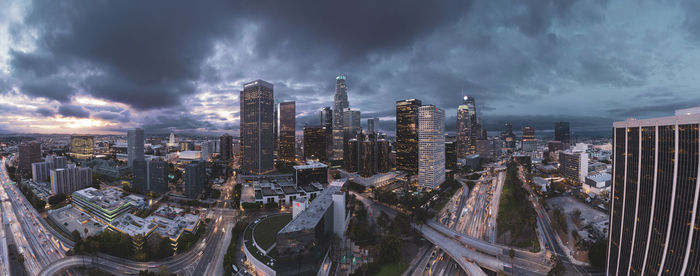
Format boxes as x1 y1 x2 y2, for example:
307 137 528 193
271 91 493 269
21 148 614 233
36 108 55 117
243 1 473 62
5 0 698 135
140 114 216 134
94 111 131 123
12 1 239 109
57 104 90 118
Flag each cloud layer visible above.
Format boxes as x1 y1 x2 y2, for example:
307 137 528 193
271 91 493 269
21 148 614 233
1 0 700 135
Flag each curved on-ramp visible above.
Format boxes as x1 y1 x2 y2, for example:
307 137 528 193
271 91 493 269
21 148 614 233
38 255 139 276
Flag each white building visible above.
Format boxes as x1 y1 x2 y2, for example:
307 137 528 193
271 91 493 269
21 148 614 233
583 173 611 196
32 155 67 182
50 164 92 195
178 150 202 160
418 105 445 189
200 140 216 161
559 149 589 183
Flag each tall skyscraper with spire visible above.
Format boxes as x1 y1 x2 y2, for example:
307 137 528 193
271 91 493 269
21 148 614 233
331 75 349 161
456 96 478 158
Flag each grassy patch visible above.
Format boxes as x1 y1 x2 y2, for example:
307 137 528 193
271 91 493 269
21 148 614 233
374 262 409 276
431 179 460 212
253 214 292 251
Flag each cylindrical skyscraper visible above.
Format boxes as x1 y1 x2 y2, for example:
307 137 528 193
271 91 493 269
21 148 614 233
331 75 349 161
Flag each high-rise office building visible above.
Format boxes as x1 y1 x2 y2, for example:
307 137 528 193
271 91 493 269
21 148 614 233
344 138 359 172
554 122 571 145
396 99 422 174
359 138 375 177
522 126 537 152
132 159 148 193
303 126 329 161
418 105 445 189
127 128 144 168
240 80 274 174
500 122 516 149
445 141 457 170
456 96 478 158
367 117 379 134
70 136 94 159
607 107 700 275
200 140 215 161
376 139 391 173
185 161 206 199
148 159 169 194
278 101 296 162
18 141 41 171
320 106 333 129
220 133 233 160
331 75 349 161
343 108 361 143
32 155 66 183
50 164 92 195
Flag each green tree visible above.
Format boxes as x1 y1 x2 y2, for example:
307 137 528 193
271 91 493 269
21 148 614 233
379 235 402 263
17 253 24 265
548 256 566 276
71 230 82 241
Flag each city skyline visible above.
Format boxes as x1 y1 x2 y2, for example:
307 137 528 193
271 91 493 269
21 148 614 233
2 1 700 135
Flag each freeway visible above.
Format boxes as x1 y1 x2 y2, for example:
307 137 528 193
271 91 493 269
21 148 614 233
0 201 9 276
352 191 550 275
1 157 66 275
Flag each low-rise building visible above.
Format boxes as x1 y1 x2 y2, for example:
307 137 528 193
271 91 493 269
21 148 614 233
239 174 324 206
72 187 135 223
275 179 348 275
583 173 612 196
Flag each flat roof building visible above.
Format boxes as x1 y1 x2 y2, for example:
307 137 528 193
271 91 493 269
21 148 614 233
72 187 135 223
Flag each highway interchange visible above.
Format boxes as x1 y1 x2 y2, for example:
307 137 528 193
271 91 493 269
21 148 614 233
359 162 596 276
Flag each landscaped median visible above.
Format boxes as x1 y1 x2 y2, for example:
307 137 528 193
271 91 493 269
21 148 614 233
496 162 540 252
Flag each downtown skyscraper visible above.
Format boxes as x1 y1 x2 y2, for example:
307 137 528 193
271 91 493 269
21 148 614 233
607 107 700 275
277 101 296 162
127 128 144 168
396 99 422 174
418 105 445 189
331 75 349 161
555 121 571 145
240 79 274 174
456 96 478 158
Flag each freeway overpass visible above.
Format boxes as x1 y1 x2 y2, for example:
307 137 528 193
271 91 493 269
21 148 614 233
353 192 551 275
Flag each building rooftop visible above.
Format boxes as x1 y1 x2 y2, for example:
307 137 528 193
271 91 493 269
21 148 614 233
293 161 328 170
278 183 344 234
73 187 129 210
587 173 612 183
110 214 157 236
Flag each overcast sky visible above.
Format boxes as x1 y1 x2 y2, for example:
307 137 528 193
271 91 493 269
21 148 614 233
1 0 699 136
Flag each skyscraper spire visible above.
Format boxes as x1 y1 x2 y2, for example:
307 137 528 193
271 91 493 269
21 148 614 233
331 75 349 161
